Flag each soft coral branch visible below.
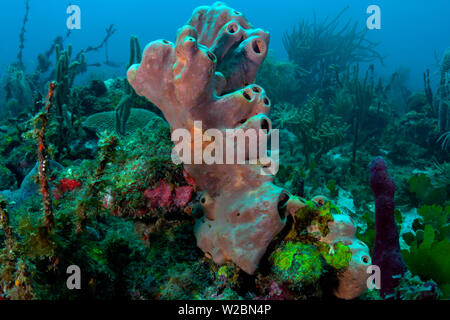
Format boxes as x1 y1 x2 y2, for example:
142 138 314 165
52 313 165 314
34 81 57 231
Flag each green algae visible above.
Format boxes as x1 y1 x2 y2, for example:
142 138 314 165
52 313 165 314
319 241 352 271
270 242 322 289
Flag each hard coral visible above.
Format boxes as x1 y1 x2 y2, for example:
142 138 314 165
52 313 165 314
127 1 289 274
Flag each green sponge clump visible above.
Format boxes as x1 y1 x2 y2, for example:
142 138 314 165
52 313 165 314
320 242 352 271
270 242 322 289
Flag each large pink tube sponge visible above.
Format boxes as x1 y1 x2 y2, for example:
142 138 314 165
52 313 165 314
127 2 289 274
370 156 406 298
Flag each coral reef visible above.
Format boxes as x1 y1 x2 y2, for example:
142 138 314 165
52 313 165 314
271 97 348 167
0 0 448 302
269 242 323 292
342 65 390 168
33 82 57 230
52 44 86 158
402 224 450 299
126 2 373 300
316 212 372 299
16 0 30 69
76 131 118 233
3 65 33 115
256 55 298 106
282 6 382 102
285 198 371 299
115 35 142 135
438 48 450 133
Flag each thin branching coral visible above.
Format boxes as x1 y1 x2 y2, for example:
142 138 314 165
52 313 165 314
437 48 450 133
271 97 348 167
283 7 382 101
33 82 57 231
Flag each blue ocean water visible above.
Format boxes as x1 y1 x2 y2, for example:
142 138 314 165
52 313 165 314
0 0 449 90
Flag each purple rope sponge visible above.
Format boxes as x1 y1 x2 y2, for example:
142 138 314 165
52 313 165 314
370 156 406 298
